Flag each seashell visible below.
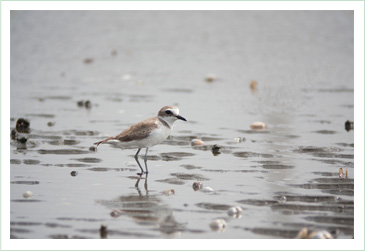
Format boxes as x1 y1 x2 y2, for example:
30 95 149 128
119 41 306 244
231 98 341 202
191 139 205 146
210 219 227 231
250 121 266 130
23 191 33 199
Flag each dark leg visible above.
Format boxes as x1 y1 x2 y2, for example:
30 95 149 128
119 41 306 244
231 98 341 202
144 148 149 174
134 148 144 175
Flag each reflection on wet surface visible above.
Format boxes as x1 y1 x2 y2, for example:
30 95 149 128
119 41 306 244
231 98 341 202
9 11 354 239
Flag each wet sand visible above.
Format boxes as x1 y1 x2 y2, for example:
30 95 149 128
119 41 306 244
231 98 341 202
10 11 354 239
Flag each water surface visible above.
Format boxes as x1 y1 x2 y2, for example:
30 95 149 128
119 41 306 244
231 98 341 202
10 10 354 239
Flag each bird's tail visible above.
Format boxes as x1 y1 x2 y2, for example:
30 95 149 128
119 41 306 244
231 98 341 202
94 136 116 146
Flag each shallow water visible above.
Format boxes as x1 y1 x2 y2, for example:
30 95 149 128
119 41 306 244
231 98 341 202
10 11 354 239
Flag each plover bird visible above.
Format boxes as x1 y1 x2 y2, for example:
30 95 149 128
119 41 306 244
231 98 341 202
95 106 187 174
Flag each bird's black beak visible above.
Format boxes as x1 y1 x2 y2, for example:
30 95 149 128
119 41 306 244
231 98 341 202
176 115 187 121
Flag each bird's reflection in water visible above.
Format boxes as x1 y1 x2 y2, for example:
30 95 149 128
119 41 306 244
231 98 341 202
97 174 184 238
134 173 148 194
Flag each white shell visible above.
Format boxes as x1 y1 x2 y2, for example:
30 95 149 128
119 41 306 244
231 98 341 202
210 219 227 231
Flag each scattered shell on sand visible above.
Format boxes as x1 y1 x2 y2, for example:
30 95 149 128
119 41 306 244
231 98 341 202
227 206 243 218
191 139 205 146
23 191 33 199
205 74 217 83
295 228 334 239
250 121 266 130
210 219 227 232
250 80 258 90
192 181 203 191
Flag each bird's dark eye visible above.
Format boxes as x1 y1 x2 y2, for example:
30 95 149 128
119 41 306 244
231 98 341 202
165 110 172 115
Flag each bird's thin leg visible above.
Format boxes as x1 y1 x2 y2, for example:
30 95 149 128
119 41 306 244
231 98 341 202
134 148 144 175
144 148 149 174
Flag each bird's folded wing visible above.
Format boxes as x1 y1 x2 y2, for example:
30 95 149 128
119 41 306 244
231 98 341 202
115 117 158 142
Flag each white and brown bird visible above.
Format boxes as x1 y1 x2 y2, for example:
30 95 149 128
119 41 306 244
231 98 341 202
95 106 187 174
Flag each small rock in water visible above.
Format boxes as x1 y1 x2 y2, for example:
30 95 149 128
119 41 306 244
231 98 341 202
278 196 287 203
77 100 92 109
83 58 94 64
89 146 97 152
211 144 221 156
100 224 108 239
23 191 33 199
11 129 17 140
84 100 92 108
210 219 227 232
110 210 120 218
205 74 216 83
344 120 353 131
192 181 203 191
250 121 266 130
227 206 243 218
111 49 118 56
17 137 27 144
77 100 84 107
70 171 78 177
250 80 258 90
16 118 30 133
191 139 205 146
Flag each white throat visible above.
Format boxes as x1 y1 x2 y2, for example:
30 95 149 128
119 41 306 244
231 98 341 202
158 116 176 129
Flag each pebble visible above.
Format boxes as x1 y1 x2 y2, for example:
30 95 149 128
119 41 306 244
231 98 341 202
77 100 92 108
278 196 287 203
250 80 258 90
16 118 30 133
47 121 55 127
210 219 227 231
192 181 203 191
17 137 27 144
100 224 108 238
191 139 205 146
83 58 94 64
111 50 118 56
23 191 33 199
89 146 97 152
211 144 221 156
344 120 354 131
205 74 216 83
11 129 17 140
110 210 120 218
227 206 243 218
250 121 266 130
